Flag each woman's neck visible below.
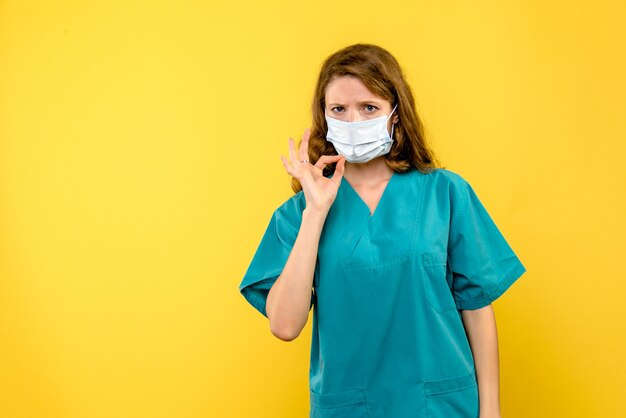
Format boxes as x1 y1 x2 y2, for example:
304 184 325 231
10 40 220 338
342 156 394 188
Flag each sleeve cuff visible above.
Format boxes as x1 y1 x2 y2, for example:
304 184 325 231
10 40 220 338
455 262 526 310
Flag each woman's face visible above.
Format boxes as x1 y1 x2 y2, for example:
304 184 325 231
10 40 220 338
324 76 399 131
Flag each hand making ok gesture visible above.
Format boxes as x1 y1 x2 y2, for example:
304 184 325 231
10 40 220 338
280 128 346 215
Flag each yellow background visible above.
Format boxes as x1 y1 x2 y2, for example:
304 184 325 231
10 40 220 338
1 0 624 417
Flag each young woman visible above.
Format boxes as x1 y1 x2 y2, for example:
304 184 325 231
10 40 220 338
239 43 525 418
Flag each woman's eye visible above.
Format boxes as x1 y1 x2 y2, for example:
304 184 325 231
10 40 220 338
330 105 378 113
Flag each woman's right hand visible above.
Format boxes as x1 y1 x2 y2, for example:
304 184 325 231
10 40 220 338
280 128 346 215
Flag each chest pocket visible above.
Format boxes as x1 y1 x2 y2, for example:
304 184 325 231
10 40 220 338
422 251 457 312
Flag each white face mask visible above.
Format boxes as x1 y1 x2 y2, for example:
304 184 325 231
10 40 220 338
325 104 398 163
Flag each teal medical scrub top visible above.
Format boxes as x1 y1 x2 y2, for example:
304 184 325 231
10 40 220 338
239 168 526 418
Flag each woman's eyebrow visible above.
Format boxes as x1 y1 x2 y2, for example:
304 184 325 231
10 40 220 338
328 100 383 106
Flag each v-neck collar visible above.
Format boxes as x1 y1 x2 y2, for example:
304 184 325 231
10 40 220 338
340 170 397 219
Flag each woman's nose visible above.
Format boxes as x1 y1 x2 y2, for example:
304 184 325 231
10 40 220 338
347 110 364 122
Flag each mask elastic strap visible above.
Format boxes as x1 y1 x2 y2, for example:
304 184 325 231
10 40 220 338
389 104 398 139
388 104 398 119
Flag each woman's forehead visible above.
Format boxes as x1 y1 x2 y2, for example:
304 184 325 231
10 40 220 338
325 76 386 104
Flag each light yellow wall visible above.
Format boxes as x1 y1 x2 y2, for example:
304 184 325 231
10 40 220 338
1 0 624 417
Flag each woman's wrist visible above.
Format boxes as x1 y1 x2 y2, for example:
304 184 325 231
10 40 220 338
302 207 329 223
479 402 502 418
479 411 502 418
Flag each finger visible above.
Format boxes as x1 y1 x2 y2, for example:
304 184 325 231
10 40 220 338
280 155 294 176
314 154 344 169
288 138 298 167
331 157 346 184
298 128 311 163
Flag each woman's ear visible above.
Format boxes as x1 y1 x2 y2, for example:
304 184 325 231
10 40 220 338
392 115 399 124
